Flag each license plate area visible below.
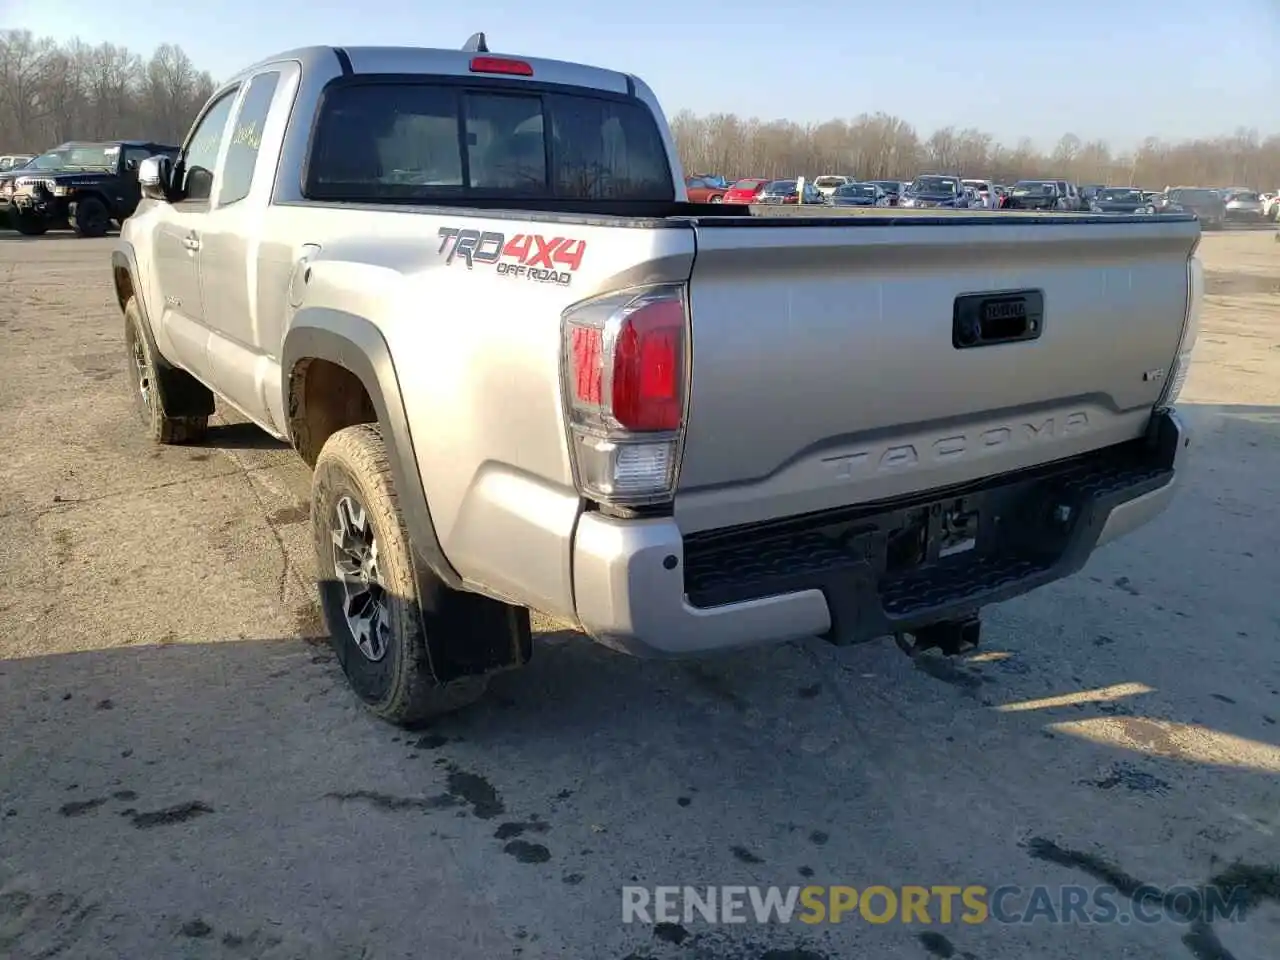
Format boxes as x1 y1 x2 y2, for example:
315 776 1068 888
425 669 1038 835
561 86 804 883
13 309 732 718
885 497 982 574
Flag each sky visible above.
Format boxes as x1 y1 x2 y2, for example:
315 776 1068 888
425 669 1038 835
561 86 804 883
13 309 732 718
4 0 1277 151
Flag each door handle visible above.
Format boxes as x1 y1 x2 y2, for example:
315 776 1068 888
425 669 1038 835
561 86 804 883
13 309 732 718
182 235 200 251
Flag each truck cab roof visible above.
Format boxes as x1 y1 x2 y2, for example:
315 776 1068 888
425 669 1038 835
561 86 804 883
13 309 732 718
228 44 637 97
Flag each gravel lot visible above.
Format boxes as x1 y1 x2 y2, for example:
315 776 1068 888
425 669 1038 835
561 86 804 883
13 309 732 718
0 229 1277 960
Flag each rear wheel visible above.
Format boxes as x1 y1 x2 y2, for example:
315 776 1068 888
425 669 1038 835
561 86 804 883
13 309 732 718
709 194 724 203
73 196 111 238
312 424 489 726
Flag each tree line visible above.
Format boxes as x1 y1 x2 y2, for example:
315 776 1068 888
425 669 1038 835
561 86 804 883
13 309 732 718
0 31 215 151
671 111 1278 191
3 30 1276 192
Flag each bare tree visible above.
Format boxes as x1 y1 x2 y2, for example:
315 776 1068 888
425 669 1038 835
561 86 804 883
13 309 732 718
0 31 215 151
3 30 1277 192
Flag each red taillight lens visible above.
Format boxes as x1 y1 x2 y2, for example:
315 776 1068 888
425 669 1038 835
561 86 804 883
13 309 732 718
611 299 683 431
561 285 688 504
470 56 534 76
571 326 603 405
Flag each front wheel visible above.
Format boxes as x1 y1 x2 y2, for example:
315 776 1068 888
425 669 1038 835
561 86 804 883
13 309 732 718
312 424 489 726
12 212 47 236
123 297 210 443
709 194 724 203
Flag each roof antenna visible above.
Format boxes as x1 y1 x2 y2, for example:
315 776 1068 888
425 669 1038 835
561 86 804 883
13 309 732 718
463 32 489 53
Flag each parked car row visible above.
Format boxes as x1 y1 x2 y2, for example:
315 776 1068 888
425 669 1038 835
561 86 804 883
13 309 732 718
0 139 179 236
689 171 1279 228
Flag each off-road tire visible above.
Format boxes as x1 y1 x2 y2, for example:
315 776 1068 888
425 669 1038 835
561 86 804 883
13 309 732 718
12 213 47 236
312 424 489 726
123 297 209 443
73 196 111 238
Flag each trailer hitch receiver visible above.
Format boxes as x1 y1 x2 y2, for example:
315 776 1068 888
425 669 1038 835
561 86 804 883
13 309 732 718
894 616 981 658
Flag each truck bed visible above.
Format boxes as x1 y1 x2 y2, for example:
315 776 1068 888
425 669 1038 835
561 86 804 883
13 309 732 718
343 194 1199 228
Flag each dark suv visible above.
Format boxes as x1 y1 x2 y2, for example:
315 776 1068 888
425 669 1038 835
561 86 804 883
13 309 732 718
1164 187 1226 230
1 140 179 237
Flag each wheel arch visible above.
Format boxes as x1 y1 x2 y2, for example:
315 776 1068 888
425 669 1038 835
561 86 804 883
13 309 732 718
282 312 463 591
284 311 531 683
111 244 215 418
110 246 139 315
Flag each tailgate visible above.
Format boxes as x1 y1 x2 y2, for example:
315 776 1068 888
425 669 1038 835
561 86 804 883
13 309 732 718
675 216 1198 533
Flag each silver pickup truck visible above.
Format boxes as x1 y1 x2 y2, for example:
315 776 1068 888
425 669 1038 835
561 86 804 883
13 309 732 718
111 38 1202 726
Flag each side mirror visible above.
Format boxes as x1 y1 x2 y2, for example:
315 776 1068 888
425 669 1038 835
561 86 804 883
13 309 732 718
138 155 173 202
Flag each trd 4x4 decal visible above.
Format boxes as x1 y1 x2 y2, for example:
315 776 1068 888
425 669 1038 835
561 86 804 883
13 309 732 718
437 227 587 286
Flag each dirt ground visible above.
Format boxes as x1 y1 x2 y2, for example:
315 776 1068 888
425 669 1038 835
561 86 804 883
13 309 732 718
0 229 1277 960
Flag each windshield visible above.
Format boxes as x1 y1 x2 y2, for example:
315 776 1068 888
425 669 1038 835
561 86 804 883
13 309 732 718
1098 188 1143 202
962 180 988 189
836 184 876 197
765 180 796 192
910 176 958 194
1168 188 1217 204
1230 191 1259 202
813 176 846 188
1012 181 1055 195
868 180 901 192
29 144 119 172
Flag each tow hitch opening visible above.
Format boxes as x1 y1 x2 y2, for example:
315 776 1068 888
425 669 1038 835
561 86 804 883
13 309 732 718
894 615 982 658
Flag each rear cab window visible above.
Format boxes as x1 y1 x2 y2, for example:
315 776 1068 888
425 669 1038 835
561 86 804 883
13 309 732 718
304 79 674 202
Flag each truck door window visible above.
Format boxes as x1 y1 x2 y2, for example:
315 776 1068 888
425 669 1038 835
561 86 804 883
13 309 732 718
179 89 239 204
219 71 281 206
304 81 672 202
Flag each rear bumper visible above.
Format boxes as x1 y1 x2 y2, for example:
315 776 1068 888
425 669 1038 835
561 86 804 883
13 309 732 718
572 409 1188 657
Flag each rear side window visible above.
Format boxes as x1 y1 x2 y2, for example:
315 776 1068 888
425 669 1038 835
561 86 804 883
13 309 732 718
305 81 672 201
220 70 281 206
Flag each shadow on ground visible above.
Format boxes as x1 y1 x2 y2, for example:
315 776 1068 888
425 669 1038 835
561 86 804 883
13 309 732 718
1 401 1278 960
197 420 291 452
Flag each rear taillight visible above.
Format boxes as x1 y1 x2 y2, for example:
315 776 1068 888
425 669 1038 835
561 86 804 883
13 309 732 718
1158 254 1202 409
562 284 689 505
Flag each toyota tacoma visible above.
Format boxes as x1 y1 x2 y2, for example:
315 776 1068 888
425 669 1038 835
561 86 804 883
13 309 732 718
110 37 1201 726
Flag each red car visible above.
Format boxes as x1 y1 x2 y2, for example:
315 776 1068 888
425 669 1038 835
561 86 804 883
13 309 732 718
684 175 729 203
722 178 769 204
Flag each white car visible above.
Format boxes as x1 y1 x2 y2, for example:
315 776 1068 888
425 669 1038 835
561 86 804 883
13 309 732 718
1224 191 1265 222
962 179 996 209
812 175 851 197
